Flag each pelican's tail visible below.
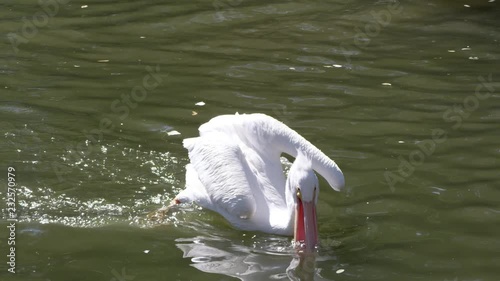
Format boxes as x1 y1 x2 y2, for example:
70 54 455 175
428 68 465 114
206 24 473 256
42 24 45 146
182 137 197 151
177 163 212 208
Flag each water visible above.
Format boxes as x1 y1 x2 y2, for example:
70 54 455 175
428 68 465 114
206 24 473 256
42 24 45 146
1 0 499 280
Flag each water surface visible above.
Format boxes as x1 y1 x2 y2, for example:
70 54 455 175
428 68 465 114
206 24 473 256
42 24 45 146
1 0 499 280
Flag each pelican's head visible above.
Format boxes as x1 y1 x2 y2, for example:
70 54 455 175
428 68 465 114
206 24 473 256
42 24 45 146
287 152 319 252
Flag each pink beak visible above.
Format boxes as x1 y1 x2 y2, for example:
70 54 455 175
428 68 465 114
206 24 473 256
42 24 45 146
294 196 318 252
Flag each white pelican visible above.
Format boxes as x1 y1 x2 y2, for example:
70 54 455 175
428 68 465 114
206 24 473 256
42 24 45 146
173 113 344 251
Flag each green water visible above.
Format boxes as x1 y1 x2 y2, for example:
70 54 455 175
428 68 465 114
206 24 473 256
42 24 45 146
1 0 499 280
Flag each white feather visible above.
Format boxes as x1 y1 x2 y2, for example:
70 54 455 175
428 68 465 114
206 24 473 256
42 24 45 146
177 113 344 235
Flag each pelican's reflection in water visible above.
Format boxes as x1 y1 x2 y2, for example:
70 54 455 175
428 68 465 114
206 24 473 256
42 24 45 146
176 236 335 281
286 252 317 281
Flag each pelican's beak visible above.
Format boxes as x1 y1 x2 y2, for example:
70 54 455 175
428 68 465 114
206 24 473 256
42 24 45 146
294 193 318 252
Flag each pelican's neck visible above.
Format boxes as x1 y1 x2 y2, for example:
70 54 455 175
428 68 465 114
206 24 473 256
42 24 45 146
284 172 297 234
199 113 344 191
268 187 295 235
261 115 345 191
269 158 302 235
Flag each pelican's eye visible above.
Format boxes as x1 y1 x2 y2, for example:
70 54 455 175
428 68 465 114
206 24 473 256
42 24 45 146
296 188 302 199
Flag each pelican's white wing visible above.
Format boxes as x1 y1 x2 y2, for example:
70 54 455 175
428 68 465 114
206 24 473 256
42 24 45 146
181 136 257 223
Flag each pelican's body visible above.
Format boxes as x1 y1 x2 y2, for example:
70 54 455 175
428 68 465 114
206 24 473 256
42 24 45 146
176 113 344 245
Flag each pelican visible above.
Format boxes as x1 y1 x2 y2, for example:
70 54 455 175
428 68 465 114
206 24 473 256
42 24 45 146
171 113 344 251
